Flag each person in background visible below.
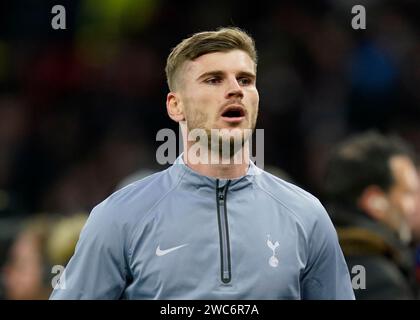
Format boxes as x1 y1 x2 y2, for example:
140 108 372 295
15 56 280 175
405 166 420 243
2 215 55 299
324 131 420 299
1 213 87 299
405 166 420 289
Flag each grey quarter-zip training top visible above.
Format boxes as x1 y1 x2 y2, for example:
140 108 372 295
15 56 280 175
50 155 355 299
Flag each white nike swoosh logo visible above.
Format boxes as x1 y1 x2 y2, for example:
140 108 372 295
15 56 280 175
156 244 189 256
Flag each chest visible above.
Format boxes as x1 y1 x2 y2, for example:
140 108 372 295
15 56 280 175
125 191 308 299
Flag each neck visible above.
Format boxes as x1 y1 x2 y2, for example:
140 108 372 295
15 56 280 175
183 143 250 179
179 122 250 179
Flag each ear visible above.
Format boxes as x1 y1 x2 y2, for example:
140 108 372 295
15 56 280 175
358 185 389 220
166 92 185 123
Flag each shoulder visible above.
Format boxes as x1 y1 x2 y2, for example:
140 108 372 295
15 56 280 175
254 170 330 228
88 167 181 228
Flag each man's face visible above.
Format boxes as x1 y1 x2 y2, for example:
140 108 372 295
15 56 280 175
387 156 420 224
176 49 259 150
3 233 45 299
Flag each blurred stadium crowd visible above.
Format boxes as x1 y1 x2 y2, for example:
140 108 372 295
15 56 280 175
0 0 419 299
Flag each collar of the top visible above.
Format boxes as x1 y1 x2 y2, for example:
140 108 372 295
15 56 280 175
169 153 262 190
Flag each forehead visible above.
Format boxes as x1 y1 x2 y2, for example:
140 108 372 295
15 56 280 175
182 49 256 77
390 156 419 190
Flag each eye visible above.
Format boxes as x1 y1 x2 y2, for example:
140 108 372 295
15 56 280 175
238 77 252 86
205 77 222 85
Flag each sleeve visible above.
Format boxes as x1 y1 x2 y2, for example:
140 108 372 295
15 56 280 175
49 200 129 299
301 200 355 300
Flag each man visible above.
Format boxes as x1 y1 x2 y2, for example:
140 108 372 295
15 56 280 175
2 216 54 300
50 27 354 299
324 131 420 299
405 166 420 243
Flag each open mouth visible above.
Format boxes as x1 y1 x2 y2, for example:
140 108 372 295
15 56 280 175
221 107 245 122
222 108 244 117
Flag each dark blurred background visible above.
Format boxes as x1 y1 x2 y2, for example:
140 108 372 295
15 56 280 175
0 0 419 298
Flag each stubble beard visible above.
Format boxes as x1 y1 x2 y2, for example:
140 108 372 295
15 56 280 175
185 106 258 161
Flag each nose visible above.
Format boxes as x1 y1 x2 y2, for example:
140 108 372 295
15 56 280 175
225 77 244 100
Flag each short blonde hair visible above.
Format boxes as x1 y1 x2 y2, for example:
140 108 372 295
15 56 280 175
165 27 257 91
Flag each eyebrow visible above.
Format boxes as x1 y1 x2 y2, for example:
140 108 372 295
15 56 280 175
196 70 256 81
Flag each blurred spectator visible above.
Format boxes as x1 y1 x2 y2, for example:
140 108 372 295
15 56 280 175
1 215 55 299
405 166 420 243
324 131 420 299
1 213 87 299
406 166 420 285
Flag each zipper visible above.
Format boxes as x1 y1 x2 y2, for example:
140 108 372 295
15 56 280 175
216 179 232 284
